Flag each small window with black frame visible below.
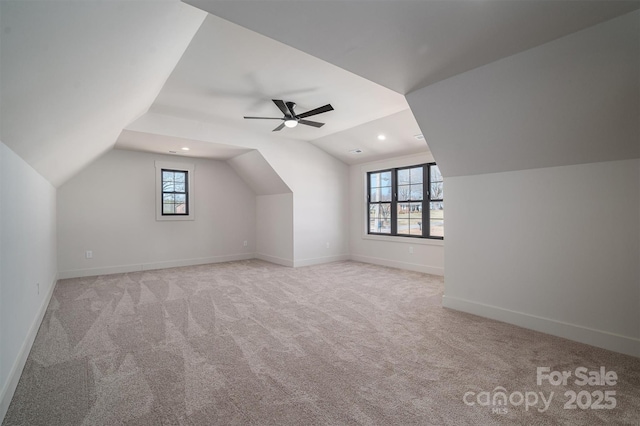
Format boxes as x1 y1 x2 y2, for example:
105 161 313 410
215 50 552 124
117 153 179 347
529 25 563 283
161 169 189 215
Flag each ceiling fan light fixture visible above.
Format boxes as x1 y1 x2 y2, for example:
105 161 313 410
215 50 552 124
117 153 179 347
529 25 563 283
284 119 298 128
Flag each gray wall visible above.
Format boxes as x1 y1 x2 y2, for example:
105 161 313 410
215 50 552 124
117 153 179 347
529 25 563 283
0 142 57 419
57 149 256 277
408 11 640 356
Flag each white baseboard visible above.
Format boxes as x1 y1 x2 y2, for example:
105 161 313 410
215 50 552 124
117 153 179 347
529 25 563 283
0 272 58 423
350 254 444 276
254 253 294 267
294 254 350 268
58 253 255 279
443 295 640 358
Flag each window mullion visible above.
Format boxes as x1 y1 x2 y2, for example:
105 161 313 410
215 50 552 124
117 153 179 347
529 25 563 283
424 165 429 238
391 169 397 235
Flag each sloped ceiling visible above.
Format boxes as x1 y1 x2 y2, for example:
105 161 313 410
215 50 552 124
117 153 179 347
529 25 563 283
2 0 638 187
145 13 408 143
407 11 640 177
227 150 291 196
184 0 640 94
0 0 206 186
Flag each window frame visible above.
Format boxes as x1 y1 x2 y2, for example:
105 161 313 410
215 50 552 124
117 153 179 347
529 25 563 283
161 168 189 216
155 161 195 221
367 162 443 240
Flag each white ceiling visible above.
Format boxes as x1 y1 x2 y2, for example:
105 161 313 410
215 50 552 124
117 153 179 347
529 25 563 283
311 109 428 165
0 0 206 186
185 0 640 94
117 130 252 160
2 1 638 186
142 13 409 142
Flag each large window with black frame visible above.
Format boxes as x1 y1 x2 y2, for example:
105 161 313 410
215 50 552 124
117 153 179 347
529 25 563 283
161 169 189 215
367 163 443 239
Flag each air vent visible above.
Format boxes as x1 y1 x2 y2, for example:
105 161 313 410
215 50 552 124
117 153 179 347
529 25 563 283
349 149 363 154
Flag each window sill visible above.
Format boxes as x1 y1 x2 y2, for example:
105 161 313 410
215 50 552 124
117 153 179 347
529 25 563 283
156 215 195 222
361 233 444 246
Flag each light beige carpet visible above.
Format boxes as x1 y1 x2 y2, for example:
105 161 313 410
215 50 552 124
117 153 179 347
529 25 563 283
3 260 639 425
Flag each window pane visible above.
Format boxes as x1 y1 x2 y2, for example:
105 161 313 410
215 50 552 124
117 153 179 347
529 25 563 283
370 173 379 188
398 185 410 201
410 184 423 200
369 204 379 233
430 182 443 200
163 194 175 203
370 203 391 233
430 165 442 182
378 203 392 233
430 221 444 237
398 202 423 235
174 172 185 183
410 202 423 218
397 202 410 234
397 217 409 234
175 194 186 204
174 182 186 193
163 182 175 192
162 171 174 182
410 167 423 184
380 171 392 187
380 186 391 202
430 202 444 237
163 203 175 214
409 218 423 235
370 187 380 202
397 169 410 185
176 203 187 214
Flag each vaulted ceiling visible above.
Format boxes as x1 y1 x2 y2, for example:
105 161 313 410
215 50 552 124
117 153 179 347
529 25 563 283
1 0 637 186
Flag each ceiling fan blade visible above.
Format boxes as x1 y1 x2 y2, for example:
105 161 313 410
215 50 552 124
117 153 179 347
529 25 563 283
272 122 286 132
297 104 334 119
299 119 325 128
272 99 289 116
244 116 283 120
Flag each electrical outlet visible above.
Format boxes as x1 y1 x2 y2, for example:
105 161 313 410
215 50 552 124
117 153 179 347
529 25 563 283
243 240 248 247
409 246 414 254
86 250 93 259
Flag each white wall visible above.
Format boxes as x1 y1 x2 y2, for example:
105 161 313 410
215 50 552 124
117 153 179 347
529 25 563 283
444 160 640 355
256 193 294 266
349 153 444 276
407 11 640 356
127 113 351 267
0 141 57 421
273 141 349 267
57 149 256 277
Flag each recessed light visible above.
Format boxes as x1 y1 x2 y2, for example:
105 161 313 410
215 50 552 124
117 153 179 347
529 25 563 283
414 134 424 140
181 147 190 151
349 149 363 154
377 134 386 141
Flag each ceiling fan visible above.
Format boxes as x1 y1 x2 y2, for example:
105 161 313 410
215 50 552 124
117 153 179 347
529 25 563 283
244 99 334 132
